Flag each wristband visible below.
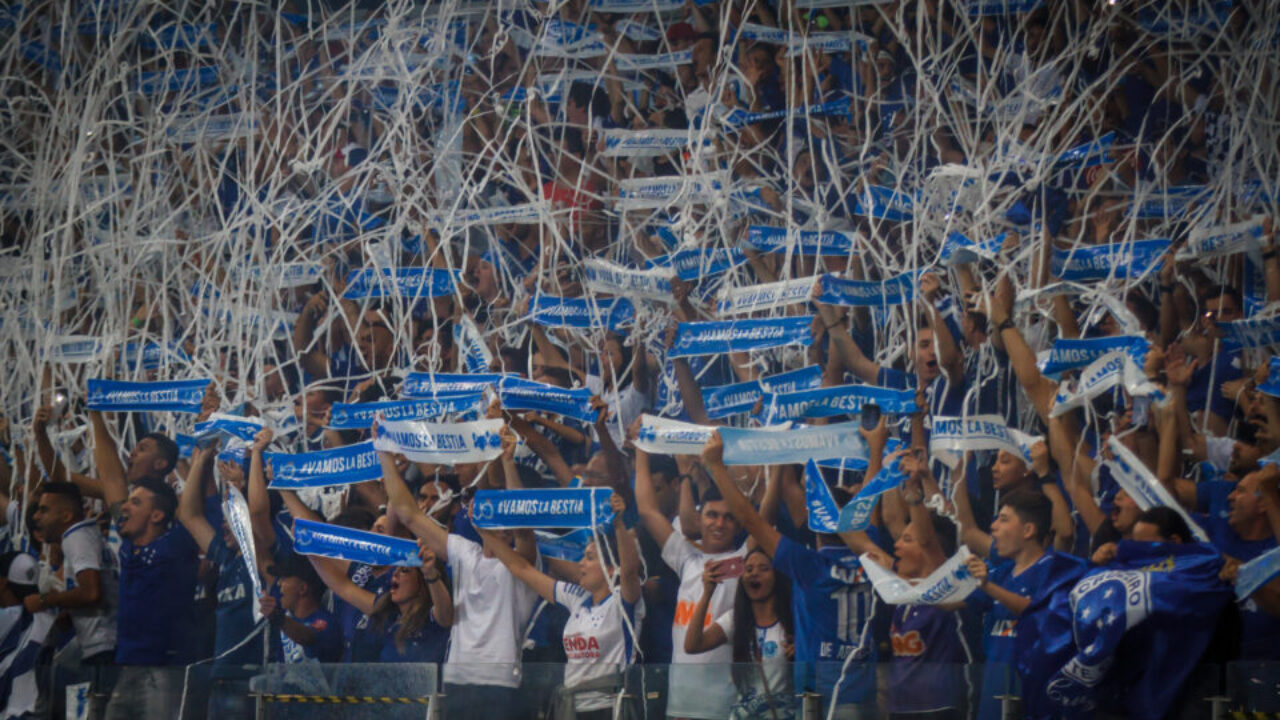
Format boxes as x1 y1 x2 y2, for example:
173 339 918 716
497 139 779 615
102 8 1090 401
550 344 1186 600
423 574 441 583
1159 283 1175 293
1264 249 1278 261
996 318 1015 333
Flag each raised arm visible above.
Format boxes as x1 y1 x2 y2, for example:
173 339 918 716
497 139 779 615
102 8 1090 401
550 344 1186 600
308 553 377 615
89 410 127 508
700 432 780 556
247 428 276 552
498 427 538 565
380 441 449 562
683 563 730 654
633 444 676 549
988 275 1058 422
478 528 556 603
609 493 642 605
419 545 454 627
177 446 218 553
951 463 993 555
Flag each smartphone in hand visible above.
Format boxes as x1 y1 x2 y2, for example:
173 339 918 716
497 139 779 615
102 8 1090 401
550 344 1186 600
715 556 746 580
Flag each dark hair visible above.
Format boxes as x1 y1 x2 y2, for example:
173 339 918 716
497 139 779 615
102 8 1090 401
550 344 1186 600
139 432 179 478
1204 284 1242 311
39 481 84 518
134 477 178 525
932 514 958 557
332 505 378 531
701 484 724 506
999 489 1053 546
648 454 680 485
539 366 574 389
731 549 793 695
1125 289 1158 333
568 81 610 119
1136 507 1192 543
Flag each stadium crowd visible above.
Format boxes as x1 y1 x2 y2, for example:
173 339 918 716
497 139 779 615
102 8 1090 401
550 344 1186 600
1 0 1279 719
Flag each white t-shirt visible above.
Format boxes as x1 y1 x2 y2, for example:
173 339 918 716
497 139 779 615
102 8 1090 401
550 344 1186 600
555 582 638 712
60 518 118 658
663 532 745 719
586 374 648 447
713 611 792 714
443 534 541 688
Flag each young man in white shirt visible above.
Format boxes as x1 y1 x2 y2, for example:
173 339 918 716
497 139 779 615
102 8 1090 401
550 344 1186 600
382 427 540 720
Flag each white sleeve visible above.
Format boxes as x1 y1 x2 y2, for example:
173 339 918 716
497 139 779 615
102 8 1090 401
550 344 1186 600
61 528 103 576
661 530 698 574
554 581 589 612
446 534 480 587
1204 435 1234 472
713 609 734 638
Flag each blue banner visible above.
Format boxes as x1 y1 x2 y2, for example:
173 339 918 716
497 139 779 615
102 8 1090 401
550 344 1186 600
939 231 1006 266
328 394 485 429
193 414 265 448
837 461 905 532
498 380 598 423
669 317 814 358
535 528 594 562
804 460 842 533
401 372 509 398
816 272 916 307
86 378 210 413
373 418 505 465
721 97 851 128
1039 335 1148 377
701 363 822 419
471 488 615 529
1258 357 1280 398
266 441 381 489
719 421 869 466
1235 545 1280 600
1219 315 1280 349
1051 238 1169 282
1054 131 1115 169
342 268 455 299
120 341 189 371
757 383 919 423
1131 185 1210 220
645 248 749 281
293 518 422 567
530 296 634 331
745 226 860 257
966 0 1043 16
854 185 915 221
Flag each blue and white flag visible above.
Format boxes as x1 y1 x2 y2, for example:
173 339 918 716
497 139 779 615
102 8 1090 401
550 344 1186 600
804 460 843 533
1049 350 1163 419
45 335 101 363
472 488 615 529
646 248 748 281
374 418 505 465
536 528 594 562
670 317 813 358
719 421 868 466
816 272 915 307
700 365 822 418
1257 357 1280 398
223 486 264 622
193 413 266 448
929 414 1036 468
1235 545 1280 600
582 258 673 301
613 49 694 70
454 314 492 374
860 547 979 604
1105 437 1208 542
431 203 549 226
118 341 189 371
716 276 818 315
1218 315 1280 349
837 461 906 532
1176 216 1266 261
854 185 915 221
498 380 598 423
939 231 1006 266
267 441 381 489
745 226 861 257
1054 131 1115 169
758 383 919 423
342 267 454 299
1038 334 1148 378
530 295 634 331
328 394 485 430
966 0 1043 16
243 262 324 288
1051 238 1169 282
720 98 851 128
0 607 55 718
87 378 210 413
1130 184 1211 220
293 518 422 567
633 414 718 456
615 173 727 209
401 372 508 398
601 129 689 157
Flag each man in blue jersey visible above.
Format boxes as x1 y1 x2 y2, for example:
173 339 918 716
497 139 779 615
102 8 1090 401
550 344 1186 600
51 410 202 720
701 433 882 719
963 489 1086 720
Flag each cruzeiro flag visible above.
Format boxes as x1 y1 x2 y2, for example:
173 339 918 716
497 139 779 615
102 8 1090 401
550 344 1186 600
0 607 55 718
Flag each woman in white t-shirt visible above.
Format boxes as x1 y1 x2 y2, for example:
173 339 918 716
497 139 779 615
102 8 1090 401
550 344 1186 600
478 493 642 720
685 548 796 720
585 334 650 447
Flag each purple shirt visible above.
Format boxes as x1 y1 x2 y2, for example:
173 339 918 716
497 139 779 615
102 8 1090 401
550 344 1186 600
889 604 967 714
